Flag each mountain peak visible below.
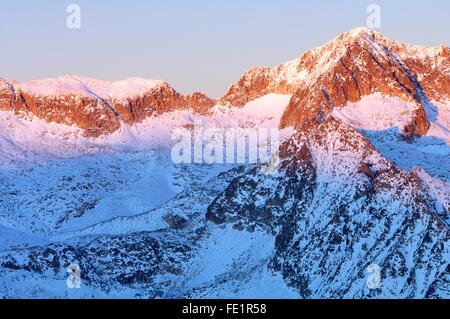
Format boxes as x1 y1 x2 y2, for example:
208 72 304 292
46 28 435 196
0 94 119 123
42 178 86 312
345 26 379 37
330 27 386 47
221 27 449 137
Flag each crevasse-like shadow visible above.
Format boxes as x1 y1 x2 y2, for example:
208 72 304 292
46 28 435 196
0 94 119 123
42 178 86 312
361 124 449 182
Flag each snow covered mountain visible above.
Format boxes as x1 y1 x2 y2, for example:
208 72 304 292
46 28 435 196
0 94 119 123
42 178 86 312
0 27 449 298
0 76 214 137
222 27 449 138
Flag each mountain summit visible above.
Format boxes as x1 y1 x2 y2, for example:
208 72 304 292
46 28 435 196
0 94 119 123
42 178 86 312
221 27 449 138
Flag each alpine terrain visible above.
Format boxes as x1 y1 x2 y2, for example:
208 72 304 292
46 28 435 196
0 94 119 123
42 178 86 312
0 27 449 298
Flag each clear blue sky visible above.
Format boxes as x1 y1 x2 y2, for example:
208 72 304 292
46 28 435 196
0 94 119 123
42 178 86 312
0 0 448 97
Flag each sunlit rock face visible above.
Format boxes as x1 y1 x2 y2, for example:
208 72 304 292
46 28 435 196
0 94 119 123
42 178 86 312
0 76 215 137
221 28 449 137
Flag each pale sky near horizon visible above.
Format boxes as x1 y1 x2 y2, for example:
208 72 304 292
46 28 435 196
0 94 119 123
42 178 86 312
0 0 448 97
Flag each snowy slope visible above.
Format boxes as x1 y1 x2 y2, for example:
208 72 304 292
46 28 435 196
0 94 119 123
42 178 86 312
0 93 292 165
18 75 164 101
332 94 450 181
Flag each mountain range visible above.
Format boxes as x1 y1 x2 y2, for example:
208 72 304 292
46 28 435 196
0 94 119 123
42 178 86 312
0 27 448 298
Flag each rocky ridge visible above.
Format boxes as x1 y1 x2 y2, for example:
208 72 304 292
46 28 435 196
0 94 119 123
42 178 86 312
221 27 449 138
0 76 215 137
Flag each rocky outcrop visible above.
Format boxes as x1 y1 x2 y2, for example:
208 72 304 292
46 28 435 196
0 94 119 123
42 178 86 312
0 79 18 112
0 232 192 297
0 77 215 137
403 105 431 140
184 91 216 114
219 67 293 106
